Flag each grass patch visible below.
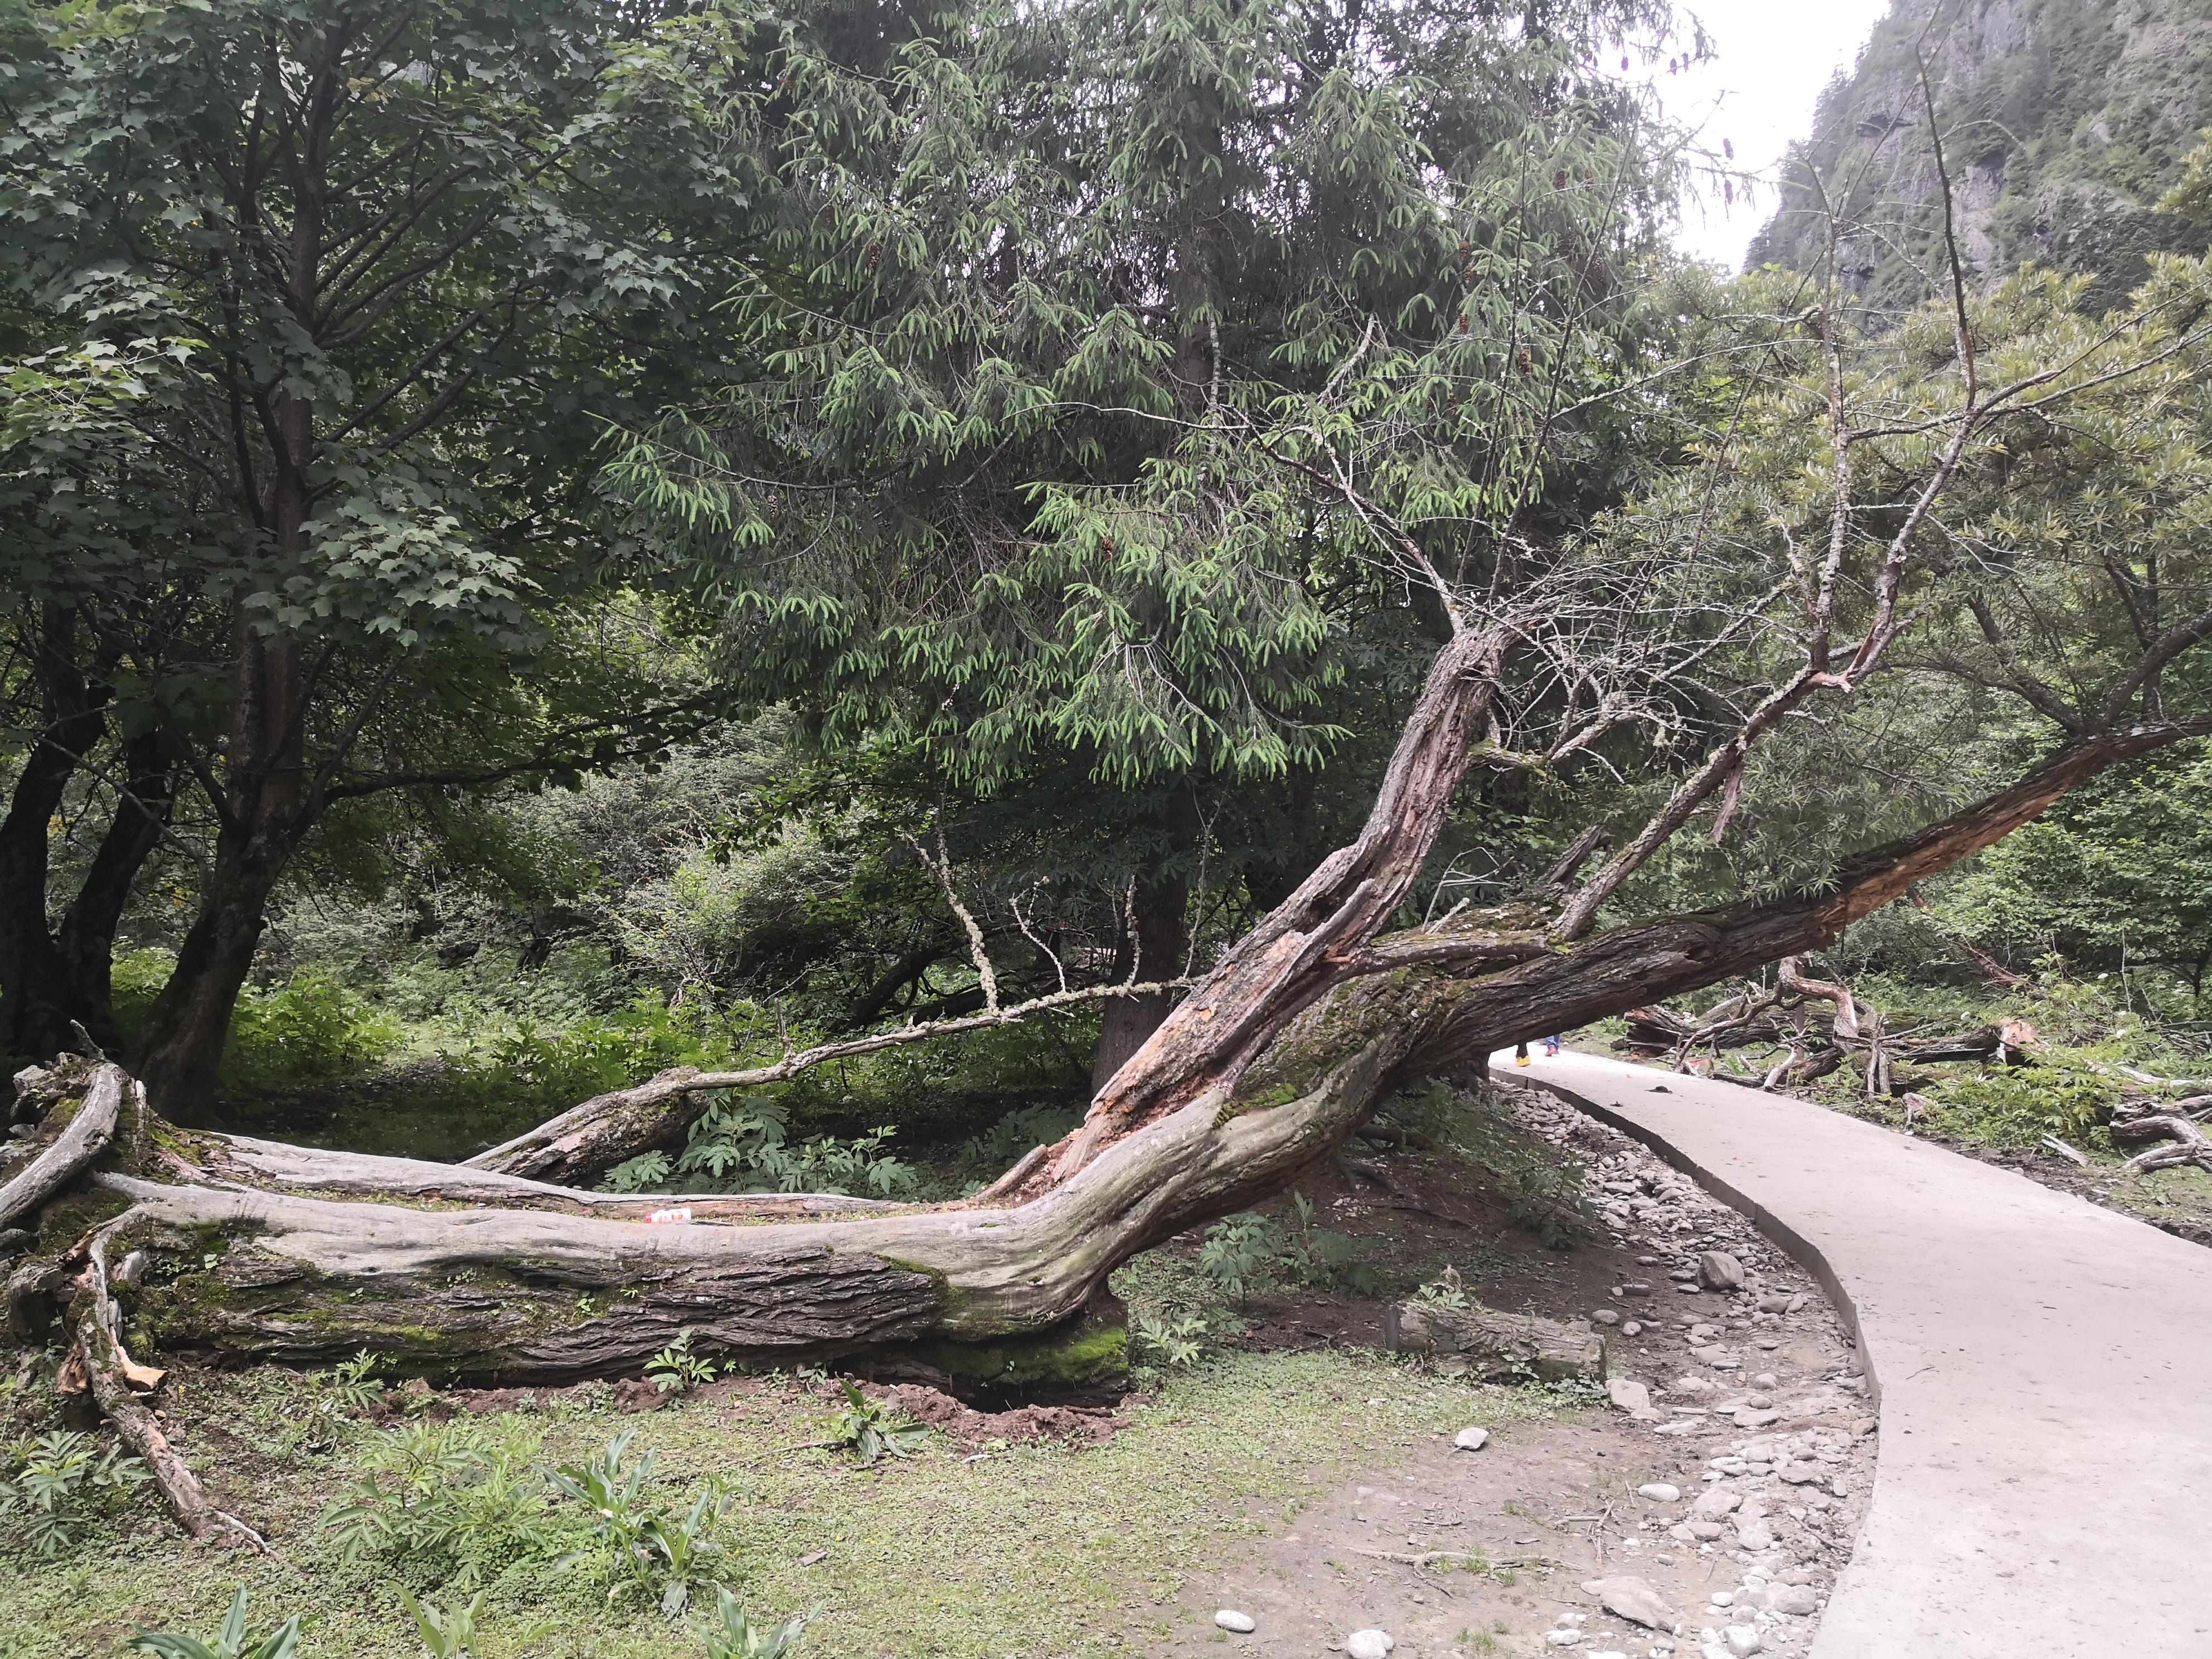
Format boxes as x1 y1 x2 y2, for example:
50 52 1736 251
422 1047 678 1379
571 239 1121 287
0 1340 1561 1658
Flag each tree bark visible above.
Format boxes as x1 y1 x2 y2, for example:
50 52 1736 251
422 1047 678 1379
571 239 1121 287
1089 868 1190 1095
56 733 177 1031
0 607 114 1061
125 830 288 1126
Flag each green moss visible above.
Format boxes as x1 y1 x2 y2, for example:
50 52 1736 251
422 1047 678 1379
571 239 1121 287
31 1184 132 1253
898 1295 1129 1393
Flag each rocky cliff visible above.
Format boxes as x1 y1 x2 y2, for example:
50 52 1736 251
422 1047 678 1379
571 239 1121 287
1748 0 2212 307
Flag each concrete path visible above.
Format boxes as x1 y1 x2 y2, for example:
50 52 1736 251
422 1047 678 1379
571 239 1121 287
1517 1049 2212 1659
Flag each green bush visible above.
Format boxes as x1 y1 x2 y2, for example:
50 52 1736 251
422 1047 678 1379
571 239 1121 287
1923 1055 2119 1148
1 1429 149 1556
604 1094 916 1199
321 1418 571 1593
224 968 402 1089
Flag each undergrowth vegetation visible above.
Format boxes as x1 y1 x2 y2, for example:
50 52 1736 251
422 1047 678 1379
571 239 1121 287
0 1315 1571 1658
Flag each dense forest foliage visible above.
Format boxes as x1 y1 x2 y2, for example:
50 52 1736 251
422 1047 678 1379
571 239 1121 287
2 0 2209 1186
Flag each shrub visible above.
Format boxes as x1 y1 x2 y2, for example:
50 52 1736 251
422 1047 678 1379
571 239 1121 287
823 1384 926 1467
701 1587 810 1658
605 1094 916 1200
1 1429 150 1556
321 1419 567 1591
223 968 402 1090
545 1427 731 1616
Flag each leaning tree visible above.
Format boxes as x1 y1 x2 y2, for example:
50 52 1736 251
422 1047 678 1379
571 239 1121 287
7 15 2212 1550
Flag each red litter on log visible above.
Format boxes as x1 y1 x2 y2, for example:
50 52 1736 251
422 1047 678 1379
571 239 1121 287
647 1206 693 1225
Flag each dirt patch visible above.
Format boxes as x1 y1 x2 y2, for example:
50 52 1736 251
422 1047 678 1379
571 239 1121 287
872 1381 1128 1448
1144 1081 1878 1658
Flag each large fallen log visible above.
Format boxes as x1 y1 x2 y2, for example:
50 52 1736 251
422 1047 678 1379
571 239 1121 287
0 644 2199 1549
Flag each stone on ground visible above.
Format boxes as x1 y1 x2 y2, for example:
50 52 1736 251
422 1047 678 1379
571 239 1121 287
1580 1574 1680 1630
1697 1250 1746 1291
1214 1609 1255 1633
1606 1377 1652 1415
1453 1425 1490 1451
1637 1482 1681 1502
1346 1630 1395 1659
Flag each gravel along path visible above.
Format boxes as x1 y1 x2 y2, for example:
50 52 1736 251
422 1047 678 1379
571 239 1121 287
1170 1081 1876 1659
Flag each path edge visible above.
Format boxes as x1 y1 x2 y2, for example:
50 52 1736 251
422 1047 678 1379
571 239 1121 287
1522 1076 1883 1410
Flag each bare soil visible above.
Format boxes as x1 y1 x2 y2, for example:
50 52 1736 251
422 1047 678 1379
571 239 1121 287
1140 1083 1879 1659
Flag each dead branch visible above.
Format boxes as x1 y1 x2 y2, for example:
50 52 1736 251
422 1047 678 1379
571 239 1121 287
0 1064 122 1231
467 973 1195 1186
2109 1110 2212 1173
68 1199 270 1551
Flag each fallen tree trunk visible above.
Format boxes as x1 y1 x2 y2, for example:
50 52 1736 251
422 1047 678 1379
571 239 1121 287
2 647 2203 1552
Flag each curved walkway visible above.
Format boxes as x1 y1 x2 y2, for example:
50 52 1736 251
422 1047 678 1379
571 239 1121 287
1521 1049 2212 1659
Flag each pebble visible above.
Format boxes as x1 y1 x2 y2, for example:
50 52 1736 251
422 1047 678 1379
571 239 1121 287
1733 1408 1781 1429
1544 1632 1584 1647
1638 1482 1681 1502
1214 1611 1255 1633
1777 1461 1826 1485
1594 1309 1622 1325
1755 1293 1793 1313
1735 1520 1775 1551
1454 1425 1491 1451
1346 1631 1395 1659
1725 1627 1762 1656
1692 1487 1741 1519
1622 1320 1645 1336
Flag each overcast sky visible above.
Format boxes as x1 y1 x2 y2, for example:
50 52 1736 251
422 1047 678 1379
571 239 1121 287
1653 0 1900 270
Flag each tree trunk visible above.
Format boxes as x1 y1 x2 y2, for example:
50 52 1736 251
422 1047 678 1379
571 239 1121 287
0 607 115 1061
56 733 177 1035
1089 868 1190 1095
124 830 287 1126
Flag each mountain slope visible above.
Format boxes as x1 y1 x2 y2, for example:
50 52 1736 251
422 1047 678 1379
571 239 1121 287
1748 0 2212 308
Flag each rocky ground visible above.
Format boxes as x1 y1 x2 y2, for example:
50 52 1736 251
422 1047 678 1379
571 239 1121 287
1163 1081 1879 1659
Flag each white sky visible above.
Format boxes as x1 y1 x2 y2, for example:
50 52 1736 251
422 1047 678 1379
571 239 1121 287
1652 0 1900 270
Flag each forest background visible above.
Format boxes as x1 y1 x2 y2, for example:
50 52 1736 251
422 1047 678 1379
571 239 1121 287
5 0 2212 1194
